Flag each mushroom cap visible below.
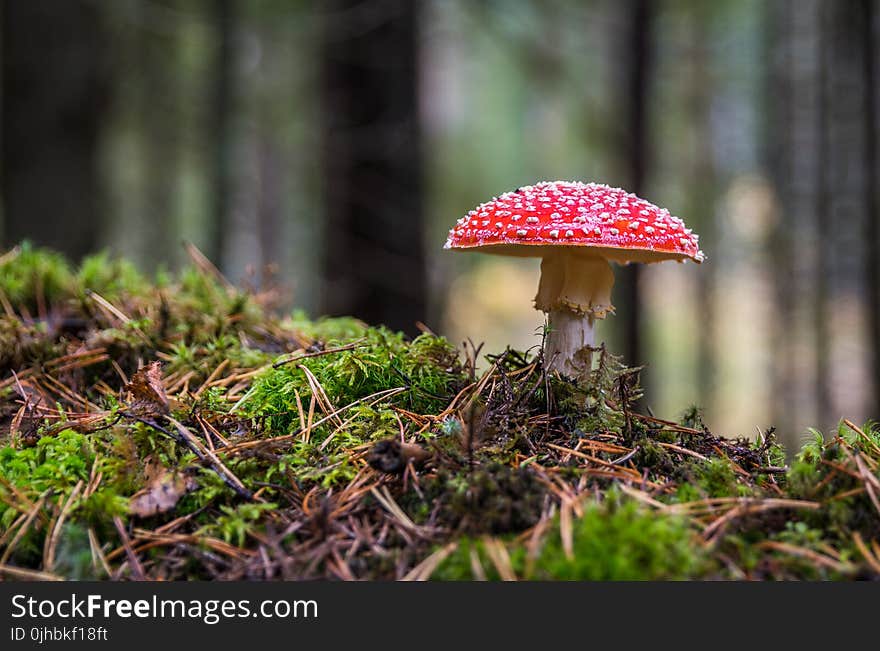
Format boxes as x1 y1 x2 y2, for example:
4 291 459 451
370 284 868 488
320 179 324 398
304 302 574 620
444 181 704 264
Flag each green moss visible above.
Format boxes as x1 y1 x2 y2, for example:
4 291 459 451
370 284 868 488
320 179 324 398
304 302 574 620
0 316 63 369
417 464 546 534
0 429 134 568
722 521 855 581
198 502 278 547
0 429 135 506
758 434 788 470
286 312 370 343
534 501 707 580
781 422 880 543
230 326 466 488
679 405 706 431
165 334 271 384
243 327 466 438
1 245 877 581
0 243 74 309
632 438 675 473
0 430 94 496
77 252 151 302
786 431 827 498
435 497 709 581
674 457 752 502
54 522 106 580
562 346 638 435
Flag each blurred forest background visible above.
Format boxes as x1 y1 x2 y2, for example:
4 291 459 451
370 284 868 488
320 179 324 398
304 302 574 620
0 0 878 452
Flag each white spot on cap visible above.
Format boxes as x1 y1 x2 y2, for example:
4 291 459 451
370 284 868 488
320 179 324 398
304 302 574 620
516 229 528 237
526 216 539 224
549 229 560 238
565 229 574 238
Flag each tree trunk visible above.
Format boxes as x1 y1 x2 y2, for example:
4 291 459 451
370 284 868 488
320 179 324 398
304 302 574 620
766 0 790 438
210 0 235 269
689 5 717 415
1 0 109 260
616 0 654 368
140 0 181 270
815 1 831 428
320 0 425 335
863 0 880 419
816 0 871 429
762 0 817 451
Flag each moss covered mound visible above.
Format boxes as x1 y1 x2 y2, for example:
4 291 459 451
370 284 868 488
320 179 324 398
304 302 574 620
0 245 878 581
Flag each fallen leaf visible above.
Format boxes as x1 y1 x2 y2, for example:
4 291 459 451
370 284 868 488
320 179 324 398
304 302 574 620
128 461 196 518
125 361 168 418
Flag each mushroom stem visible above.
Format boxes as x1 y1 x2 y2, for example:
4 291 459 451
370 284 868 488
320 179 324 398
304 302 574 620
534 253 615 375
545 308 596 375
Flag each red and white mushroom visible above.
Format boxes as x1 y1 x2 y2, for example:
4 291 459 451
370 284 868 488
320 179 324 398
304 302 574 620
445 181 704 376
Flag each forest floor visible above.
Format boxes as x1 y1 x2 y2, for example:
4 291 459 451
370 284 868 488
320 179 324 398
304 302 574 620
0 244 879 581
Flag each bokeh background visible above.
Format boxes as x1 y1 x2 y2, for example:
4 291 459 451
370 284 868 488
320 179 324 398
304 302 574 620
1 0 877 452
